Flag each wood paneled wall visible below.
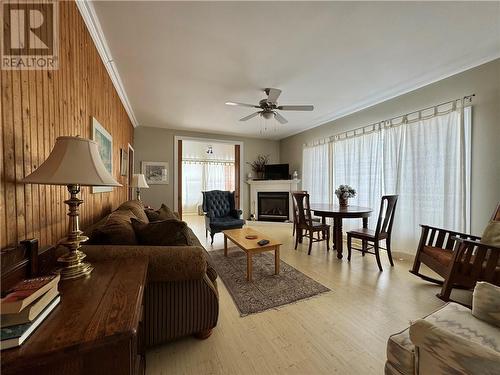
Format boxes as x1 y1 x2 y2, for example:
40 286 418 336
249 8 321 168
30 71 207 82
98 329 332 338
1 1 134 250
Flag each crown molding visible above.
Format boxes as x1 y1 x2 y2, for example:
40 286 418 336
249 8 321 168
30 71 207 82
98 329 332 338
76 0 139 128
282 53 500 140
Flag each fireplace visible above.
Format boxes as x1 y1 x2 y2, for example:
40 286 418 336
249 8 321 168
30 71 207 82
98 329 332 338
257 192 289 222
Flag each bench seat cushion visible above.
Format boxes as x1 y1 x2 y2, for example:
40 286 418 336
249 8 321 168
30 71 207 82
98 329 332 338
422 245 453 266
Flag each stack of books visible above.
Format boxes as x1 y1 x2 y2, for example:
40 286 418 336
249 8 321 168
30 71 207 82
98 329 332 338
0 275 60 350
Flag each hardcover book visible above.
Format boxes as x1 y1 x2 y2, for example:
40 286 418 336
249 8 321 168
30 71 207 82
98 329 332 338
0 295 61 350
1 287 59 328
0 275 60 314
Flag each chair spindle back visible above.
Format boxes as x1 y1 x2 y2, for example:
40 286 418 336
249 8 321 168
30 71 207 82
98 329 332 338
292 192 314 228
375 195 399 238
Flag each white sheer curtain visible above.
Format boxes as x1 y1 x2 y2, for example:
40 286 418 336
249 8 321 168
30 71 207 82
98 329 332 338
182 162 235 214
302 107 471 253
394 108 471 251
183 163 204 213
302 143 331 204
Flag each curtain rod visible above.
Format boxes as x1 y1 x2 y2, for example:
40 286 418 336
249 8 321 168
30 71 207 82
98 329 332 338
183 157 235 165
303 94 475 148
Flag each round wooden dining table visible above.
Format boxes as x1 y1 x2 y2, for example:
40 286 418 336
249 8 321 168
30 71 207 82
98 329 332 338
309 204 373 259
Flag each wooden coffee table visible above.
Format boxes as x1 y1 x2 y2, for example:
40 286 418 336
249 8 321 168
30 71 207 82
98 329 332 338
223 227 282 282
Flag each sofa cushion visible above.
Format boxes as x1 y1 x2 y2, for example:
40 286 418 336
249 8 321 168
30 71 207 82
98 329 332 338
83 214 110 239
472 282 500 328
386 327 415 375
89 209 138 245
186 227 202 248
145 204 177 222
131 218 194 246
413 302 500 352
409 302 500 375
117 200 149 223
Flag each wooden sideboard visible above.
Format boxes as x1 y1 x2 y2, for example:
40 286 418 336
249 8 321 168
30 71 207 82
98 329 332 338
1 256 148 375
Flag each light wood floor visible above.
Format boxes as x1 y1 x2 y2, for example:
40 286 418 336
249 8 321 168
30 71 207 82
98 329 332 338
147 215 471 375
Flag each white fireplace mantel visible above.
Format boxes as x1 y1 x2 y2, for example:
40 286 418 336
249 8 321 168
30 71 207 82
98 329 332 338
246 179 300 221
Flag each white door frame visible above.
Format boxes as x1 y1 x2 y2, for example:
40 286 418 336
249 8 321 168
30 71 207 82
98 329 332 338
173 135 244 213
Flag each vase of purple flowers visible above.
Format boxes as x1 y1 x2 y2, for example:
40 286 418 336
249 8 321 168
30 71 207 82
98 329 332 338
335 185 356 207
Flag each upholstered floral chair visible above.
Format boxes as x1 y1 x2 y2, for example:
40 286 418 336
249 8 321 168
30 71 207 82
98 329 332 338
385 282 500 375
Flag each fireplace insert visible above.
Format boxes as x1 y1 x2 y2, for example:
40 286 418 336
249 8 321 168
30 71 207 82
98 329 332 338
257 192 289 222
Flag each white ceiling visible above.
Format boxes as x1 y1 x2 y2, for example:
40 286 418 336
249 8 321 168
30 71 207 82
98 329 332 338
91 1 500 140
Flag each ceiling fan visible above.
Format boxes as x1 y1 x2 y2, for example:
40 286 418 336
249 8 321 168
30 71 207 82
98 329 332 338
225 88 314 124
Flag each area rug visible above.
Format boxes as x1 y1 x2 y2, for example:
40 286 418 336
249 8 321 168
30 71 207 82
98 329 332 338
209 248 330 316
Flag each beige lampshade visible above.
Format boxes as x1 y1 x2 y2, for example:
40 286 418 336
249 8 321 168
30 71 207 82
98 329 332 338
130 174 149 188
22 136 122 187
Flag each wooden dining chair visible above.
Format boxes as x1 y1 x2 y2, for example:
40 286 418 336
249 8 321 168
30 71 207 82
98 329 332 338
410 203 500 302
346 195 398 271
292 190 319 236
292 192 330 255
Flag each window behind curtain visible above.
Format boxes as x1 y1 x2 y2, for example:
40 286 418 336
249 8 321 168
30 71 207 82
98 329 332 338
302 143 331 204
302 107 471 252
182 161 235 214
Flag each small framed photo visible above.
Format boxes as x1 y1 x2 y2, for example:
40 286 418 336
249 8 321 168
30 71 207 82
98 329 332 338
92 117 113 193
142 161 169 185
120 148 128 176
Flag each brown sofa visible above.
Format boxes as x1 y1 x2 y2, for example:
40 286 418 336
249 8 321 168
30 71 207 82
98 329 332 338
81 200 219 347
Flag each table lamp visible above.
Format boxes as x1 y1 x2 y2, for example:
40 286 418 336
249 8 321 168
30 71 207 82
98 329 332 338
22 136 122 280
130 174 149 200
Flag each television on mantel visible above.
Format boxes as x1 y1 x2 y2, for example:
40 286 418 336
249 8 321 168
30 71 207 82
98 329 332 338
264 164 289 180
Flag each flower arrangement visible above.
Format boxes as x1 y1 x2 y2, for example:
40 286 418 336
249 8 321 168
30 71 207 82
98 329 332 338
247 154 270 178
335 184 356 206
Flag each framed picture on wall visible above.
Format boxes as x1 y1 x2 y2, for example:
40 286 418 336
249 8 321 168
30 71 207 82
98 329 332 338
92 117 113 193
120 148 128 176
142 161 169 185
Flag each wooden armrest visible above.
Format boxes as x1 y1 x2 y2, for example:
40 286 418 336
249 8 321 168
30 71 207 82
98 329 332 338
420 225 480 240
420 224 462 234
452 237 500 251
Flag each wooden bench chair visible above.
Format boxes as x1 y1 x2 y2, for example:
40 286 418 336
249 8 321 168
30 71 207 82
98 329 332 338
410 203 500 302
346 195 398 271
292 192 330 255
291 190 320 236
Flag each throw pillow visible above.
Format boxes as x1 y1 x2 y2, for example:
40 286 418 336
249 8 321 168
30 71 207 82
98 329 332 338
472 282 500 328
118 200 149 223
480 220 500 247
89 209 138 245
145 203 177 222
131 218 194 246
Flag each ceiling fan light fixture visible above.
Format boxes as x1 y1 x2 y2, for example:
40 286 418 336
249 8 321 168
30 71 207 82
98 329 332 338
228 88 314 125
261 111 274 120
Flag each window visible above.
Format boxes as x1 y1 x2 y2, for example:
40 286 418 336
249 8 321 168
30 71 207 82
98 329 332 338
182 161 235 214
302 142 331 204
302 106 471 252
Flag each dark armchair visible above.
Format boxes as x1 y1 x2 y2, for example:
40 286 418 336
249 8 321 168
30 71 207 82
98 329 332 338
202 190 245 244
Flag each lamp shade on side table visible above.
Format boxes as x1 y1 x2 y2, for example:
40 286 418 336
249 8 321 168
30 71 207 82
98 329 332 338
130 173 149 200
22 136 122 280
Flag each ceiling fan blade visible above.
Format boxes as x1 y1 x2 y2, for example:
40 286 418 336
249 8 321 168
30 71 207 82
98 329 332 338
277 105 314 111
226 101 260 108
239 112 261 121
274 112 288 124
266 88 282 103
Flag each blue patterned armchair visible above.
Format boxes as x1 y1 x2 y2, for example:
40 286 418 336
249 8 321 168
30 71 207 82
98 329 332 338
202 190 245 244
